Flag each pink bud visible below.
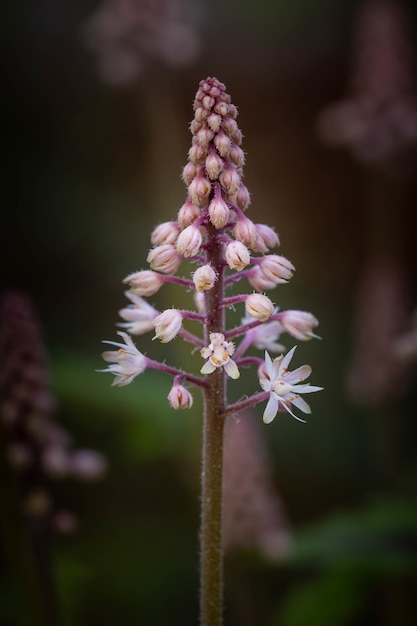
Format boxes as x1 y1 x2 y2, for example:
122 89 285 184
176 224 203 257
189 143 207 164
229 143 245 168
233 216 258 250
259 255 295 284
193 264 217 291
214 130 231 156
168 384 193 409
220 163 241 195
202 95 215 110
195 106 209 122
190 119 204 135
228 104 238 119
248 267 277 292
147 244 182 274
182 161 197 185
214 101 229 116
177 199 200 229
253 224 280 253
280 310 319 340
154 309 183 342
225 241 251 271
222 117 238 137
235 183 251 211
151 221 180 246
245 294 275 321
188 171 211 207
207 113 222 132
208 194 229 229
205 149 224 180
123 270 163 296
196 126 215 147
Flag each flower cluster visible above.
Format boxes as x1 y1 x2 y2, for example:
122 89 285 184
0 291 107 533
101 77 322 423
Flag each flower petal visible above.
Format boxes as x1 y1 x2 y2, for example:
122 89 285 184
291 396 312 414
224 359 240 379
284 364 312 384
201 360 217 375
263 394 279 424
278 345 297 376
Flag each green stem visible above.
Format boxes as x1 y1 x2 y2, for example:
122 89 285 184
200 223 226 626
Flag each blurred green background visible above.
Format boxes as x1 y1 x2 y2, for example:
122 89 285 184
2 0 417 624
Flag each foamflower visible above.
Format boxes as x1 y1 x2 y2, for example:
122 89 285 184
200 333 240 379
118 291 159 335
259 347 322 424
153 309 183 343
100 332 147 386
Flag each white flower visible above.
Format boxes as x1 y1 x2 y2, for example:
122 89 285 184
153 309 183 343
200 332 240 379
100 332 147 386
240 314 285 352
259 347 323 424
118 291 159 335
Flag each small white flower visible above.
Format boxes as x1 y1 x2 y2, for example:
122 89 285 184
259 347 323 424
200 332 240 379
100 332 147 386
240 313 285 352
153 309 183 343
118 291 159 335
280 310 320 341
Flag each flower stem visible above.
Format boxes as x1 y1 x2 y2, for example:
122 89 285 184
200 223 226 626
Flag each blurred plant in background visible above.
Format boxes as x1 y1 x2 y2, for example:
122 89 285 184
0 291 107 625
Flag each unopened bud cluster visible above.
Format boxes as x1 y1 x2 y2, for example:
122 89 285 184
101 77 322 424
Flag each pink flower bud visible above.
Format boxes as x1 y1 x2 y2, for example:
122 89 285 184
248 267 277 292
258 255 295 284
235 183 251 211
196 126 215 147
193 264 217 291
233 216 258 250
176 224 203 257
177 199 200 229
222 117 238 137
42 445 70 478
182 161 197 185
188 171 211 207
208 194 229 229
228 104 238 119
123 270 163 296
245 294 275 321
189 143 207 164
214 130 231 156
214 101 229 116
202 95 215 110
280 310 319 340
147 244 181 274
154 309 183 342
225 241 251 271
220 163 241 195
207 113 222 132
229 143 245 167
190 119 204 135
168 384 193 409
205 149 224 180
253 224 280 253
195 106 209 122
151 221 180 246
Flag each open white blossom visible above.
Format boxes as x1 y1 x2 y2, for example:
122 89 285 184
100 332 147 386
259 347 322 424
118 291 159 335
200 333 240 379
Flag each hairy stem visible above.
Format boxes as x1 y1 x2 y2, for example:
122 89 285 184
200 223 226 626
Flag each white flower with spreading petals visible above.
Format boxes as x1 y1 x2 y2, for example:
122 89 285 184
200 332 240 379
100 332 147 386
259 346 322 424
118 291 159 335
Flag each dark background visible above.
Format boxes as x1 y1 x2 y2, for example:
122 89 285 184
2 0 417 624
